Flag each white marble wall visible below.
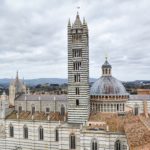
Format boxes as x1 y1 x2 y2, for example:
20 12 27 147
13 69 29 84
0 119 129 150
80 130 129 150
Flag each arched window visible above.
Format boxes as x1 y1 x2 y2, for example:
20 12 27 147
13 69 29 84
105 69 107 74
31 105 35 115
23 125 28 139
39 126 44 140
46 107 50 113
91 139 98 150
76 99 79 106
134 106 139 115
117 104 119 111
75 87 80 95
55 128 59 141
96 104 97 111
115 140 121 150
102 69 104 75
123 103 125 111
18 106 22 113
70 133 76 149
9 124 14 137
60 105 65 116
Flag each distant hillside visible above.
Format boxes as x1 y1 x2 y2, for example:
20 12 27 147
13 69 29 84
0 78 12 87
0 78 97 87
1 78 150 88
26 78 68 86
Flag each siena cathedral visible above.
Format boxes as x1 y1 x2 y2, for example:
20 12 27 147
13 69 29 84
0 13 150 150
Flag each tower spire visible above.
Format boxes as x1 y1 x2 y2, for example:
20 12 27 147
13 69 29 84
72 7 82 29
83 17 86 24
22 77 25 85
16 70 19 80
83 17 88 31
68 18 71 26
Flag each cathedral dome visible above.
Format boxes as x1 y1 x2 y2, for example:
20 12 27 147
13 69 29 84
90 76 128 95
90 58 128 96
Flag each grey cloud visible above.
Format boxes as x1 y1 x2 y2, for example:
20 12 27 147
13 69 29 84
0 0 150 80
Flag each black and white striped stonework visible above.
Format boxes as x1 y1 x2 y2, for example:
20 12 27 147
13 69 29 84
67 13 90 124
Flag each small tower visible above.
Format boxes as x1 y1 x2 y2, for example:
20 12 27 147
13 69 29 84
68 12 90 123
9 71 26 106
102 57 112 76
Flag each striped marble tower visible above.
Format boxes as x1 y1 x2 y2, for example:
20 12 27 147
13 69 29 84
68 12 90 123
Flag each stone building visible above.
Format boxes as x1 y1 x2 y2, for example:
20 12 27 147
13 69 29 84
0 13 149 150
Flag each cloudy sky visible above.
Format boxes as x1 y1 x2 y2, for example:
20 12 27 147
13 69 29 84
0 0 150 81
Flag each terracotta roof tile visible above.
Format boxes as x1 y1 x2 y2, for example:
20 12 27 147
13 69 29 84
6 111 66 121
124 115 150 148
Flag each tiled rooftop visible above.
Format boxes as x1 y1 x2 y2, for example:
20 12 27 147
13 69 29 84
89 112 125 132
89 112 150 147
124 115 150 147
6 111 66 121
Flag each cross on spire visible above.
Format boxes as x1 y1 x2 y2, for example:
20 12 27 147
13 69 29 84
77 6 80 10
105 50 108 61
77 6 80 15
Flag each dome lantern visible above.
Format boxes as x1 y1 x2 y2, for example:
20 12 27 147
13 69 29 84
102 57 112 76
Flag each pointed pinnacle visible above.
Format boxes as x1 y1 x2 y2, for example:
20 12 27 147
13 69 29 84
68 18 71 26
83 17 86 24
16 70 19 80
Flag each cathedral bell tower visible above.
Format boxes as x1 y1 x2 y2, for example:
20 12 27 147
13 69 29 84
68 12 90 123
